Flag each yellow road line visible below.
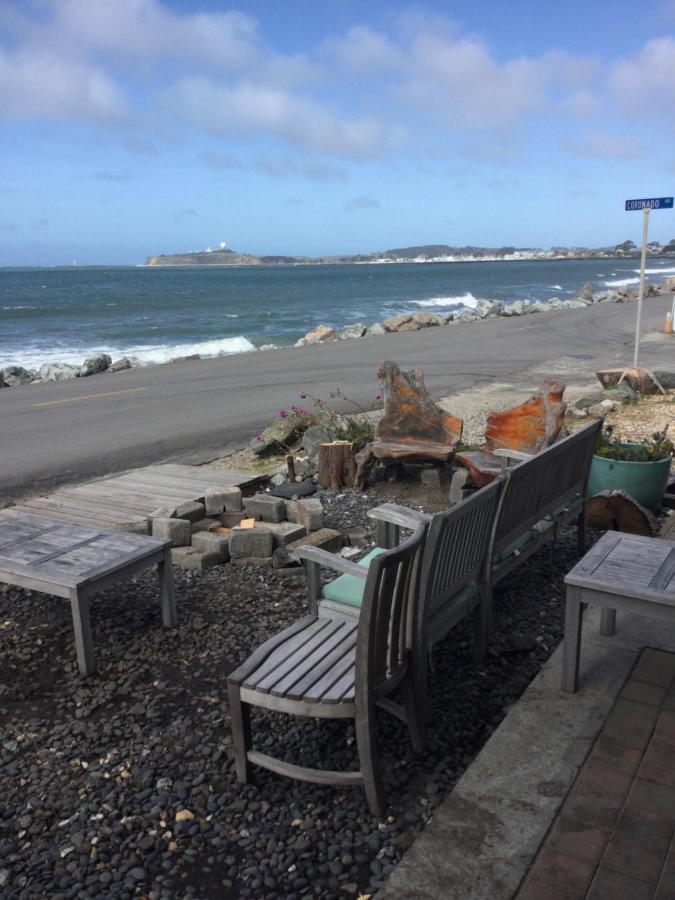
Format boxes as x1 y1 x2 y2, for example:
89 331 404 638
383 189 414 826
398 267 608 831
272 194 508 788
33 387 147 408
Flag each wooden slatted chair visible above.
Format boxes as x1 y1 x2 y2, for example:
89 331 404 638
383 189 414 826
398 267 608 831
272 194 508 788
311 479 506 712
227 522 427 816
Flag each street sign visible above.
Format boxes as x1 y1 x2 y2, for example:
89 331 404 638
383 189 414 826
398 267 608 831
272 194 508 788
625 197 673 211
623 195 674 371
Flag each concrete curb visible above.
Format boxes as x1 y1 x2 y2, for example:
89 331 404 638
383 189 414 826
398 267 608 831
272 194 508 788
378 607 675 900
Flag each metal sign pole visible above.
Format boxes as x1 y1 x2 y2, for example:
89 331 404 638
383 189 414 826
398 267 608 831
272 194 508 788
632 207 650 368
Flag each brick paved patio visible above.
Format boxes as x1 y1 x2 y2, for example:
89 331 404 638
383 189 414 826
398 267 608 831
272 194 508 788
516 647 675 899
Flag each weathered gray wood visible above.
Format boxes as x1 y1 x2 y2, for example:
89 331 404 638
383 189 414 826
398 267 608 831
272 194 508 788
158 549 177 627
0 512 177 677
564 531 675 691
7 504 132 531
70 594 96 676
228 522 427 815
21 497 147 526
290 546 368 578
561 585 583 693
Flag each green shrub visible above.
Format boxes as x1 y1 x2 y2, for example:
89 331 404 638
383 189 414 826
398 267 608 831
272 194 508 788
595 426 673 462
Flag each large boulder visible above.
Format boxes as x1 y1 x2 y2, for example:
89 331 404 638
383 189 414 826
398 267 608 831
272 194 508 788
302 425 339 460
301 325 338 344
366 322 386 336
382 314 420 332
109 357 132 372
571 281 595 305
665 276 675 292
80 353 112 376
410 311 438 328
1 365 35 386
338 323 367 340
38 363 81 382
252 412 309 456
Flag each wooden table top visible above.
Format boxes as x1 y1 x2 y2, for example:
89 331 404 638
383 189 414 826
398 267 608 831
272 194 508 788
0 511 168 593
565 531 675 607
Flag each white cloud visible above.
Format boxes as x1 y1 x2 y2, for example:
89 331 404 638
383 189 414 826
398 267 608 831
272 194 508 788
171 78 384 158
610 37 675 113
50 0 260 70
0 46 126 121
322 25 400 73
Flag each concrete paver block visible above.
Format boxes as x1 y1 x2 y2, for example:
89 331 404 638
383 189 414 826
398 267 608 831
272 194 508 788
151 517 192 547
261 522 307 547
205 486 242 515
242 494 286 523
191 531 231 561
296 497 324 533
173 500 206 522
229 527 274 558
171 546 223 573
287 527 342 554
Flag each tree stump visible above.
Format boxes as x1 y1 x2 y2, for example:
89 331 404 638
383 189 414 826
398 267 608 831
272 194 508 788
586 490 659 536
318 441 357 490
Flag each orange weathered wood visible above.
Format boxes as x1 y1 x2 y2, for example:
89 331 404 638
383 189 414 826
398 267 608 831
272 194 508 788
375 361 463 448
457 378 567 487
354 360 463 487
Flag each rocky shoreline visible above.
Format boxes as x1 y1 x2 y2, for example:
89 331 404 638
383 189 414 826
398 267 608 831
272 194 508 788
2 278 672 389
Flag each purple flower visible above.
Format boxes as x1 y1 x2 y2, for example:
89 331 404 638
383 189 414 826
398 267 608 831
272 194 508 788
256 434 262 441
375 393 382 401
279 409 287 418
299 391 307 399
290 404 297 411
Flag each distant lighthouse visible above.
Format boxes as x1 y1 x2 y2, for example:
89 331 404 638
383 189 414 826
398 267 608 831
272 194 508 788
219 241 227 250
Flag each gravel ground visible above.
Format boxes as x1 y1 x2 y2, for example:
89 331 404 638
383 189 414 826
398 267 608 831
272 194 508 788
1 486 588 900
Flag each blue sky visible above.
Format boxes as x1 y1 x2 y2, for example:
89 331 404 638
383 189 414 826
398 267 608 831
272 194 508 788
1 0 674 265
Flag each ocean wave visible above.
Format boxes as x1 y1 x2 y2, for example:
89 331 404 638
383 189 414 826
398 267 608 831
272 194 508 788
548 284 563 290
633 266 675 275
605 277 640 287
410 292 480 309
2 305 37 310
0 336 257 370
124 336 257 364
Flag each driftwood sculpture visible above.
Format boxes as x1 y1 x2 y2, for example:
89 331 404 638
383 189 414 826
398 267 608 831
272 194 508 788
354 361 463 488
456 378 567 488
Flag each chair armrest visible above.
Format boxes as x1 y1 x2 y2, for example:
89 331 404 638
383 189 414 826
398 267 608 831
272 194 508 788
290 545 369 579
367 503 432 528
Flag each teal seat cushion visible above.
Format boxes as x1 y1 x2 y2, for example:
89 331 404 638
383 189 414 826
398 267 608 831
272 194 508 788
494 530 533 566
321 547 386 608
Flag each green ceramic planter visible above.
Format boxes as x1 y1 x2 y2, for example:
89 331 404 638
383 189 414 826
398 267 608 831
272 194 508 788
587 450 672 512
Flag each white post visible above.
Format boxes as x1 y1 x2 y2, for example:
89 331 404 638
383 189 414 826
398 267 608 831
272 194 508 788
633 207 650 368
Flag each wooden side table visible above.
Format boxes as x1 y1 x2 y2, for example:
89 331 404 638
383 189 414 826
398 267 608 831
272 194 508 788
0 511 176 676
562 531 675 692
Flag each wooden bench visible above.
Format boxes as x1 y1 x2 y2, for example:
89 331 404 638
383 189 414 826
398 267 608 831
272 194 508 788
227 522 428 816
355 361 463 488
314 419 602 687
0 511 176 675
455 378 567 489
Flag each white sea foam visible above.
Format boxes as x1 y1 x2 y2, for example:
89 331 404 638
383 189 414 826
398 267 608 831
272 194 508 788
633 267 675 275
410 292 480 309
0 336 257 370
548 284 563 290
604 277 640 287
129 336 256 363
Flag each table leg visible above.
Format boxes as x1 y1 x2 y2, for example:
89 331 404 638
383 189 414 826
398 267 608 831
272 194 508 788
600 607 616 636
158 549 177 627
562 585 583 693
70 593 96 676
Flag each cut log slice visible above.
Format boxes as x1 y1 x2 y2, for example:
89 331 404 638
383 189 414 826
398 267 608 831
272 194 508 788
586 490 659 536
454 450 503 489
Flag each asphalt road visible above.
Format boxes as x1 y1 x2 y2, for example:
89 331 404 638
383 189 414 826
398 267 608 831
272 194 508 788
2 295 673 499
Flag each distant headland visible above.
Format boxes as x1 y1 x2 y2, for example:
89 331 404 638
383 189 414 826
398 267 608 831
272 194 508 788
143 239 675 267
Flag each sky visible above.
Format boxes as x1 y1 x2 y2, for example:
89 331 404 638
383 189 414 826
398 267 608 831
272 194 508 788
1 0 675 265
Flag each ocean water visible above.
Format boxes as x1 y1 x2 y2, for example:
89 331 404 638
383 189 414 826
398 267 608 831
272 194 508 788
1 258 674 370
